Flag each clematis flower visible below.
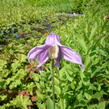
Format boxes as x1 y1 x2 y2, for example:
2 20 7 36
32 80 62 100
28 33 84 71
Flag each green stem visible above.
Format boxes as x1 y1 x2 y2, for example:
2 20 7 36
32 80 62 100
60 98 63 109
59 75 64 109
51 59 55 109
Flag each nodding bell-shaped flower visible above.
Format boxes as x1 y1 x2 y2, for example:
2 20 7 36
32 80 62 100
28 33 84 71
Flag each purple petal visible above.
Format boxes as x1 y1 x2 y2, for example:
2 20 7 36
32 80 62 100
28 44 48 61
38 66 43 71
45 33 61 46
55 48 62 67
60 46 84 71
37 49 49 69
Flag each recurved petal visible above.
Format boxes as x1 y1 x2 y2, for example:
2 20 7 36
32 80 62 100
28 44 47 61
45 33 61 46
60 46 84 71
37 49 49 70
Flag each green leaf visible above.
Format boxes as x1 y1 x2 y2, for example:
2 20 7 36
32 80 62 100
11 60 21 72
71 81 75 90
78 37 87 52
98 102 106 109
92 91 106 100
54 78 59 85
17 54 27 62
10 96 32 109
55 85 61 95
37 102 46 109
84 93 92 100
9 80 21 89
89 23 97 40
0 59 7 70
32 73 40 82
65 71 72 82
46 97 53 109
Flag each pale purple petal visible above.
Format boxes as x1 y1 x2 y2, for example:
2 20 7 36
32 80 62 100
45 33 61 46
55 48 62 67
60 46 84 71
28 44 48 61
37 49 49 69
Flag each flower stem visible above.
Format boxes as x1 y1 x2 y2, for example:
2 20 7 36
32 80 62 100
51 59 55 109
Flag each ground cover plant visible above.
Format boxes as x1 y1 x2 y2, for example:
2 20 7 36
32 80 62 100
0 0 109 109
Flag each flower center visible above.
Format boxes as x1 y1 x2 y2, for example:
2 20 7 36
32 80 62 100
48 45 59 58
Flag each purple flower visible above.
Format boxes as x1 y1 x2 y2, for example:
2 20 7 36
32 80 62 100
28 33 84 71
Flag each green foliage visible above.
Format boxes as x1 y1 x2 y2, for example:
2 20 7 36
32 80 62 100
0 96 32 109
0 0 109 109
0 0 97 28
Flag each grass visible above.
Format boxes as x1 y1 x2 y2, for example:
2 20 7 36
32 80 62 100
0 0 109 109
0 0 88 28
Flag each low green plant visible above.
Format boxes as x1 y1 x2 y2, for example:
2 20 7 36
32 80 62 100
0 0 109 109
